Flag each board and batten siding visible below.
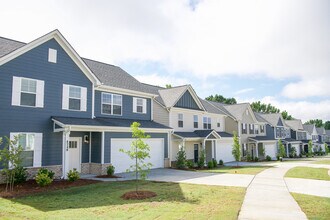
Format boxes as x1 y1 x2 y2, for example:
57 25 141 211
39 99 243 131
152 101 169 126
174 90 201 110
0 39 93 167
94 90 151 120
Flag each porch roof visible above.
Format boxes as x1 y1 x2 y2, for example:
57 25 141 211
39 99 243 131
282 138 301 143
52 116 172 129
249 136 276 142
173 129 221 139
217 132 233 138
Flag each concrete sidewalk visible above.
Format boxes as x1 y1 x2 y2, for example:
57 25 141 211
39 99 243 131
238 167 307 220
285 177 330 198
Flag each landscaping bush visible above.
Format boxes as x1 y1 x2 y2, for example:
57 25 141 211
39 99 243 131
186 160 194 169
207 161 214 169
266 155 271 161
212 159 217 168
176 148 187 169
35 173 52 187
246 153 252 162
13 166 28 184
107 165 115 176
67 169 80 182
197 150 205 168
38 168 55 179
219 159 224 166
254 157 259 162
289 147 297 158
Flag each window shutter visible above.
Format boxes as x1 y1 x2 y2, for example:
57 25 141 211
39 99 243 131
36 80 44 108
133 97 137 113
81 87 87 111
11 76 21 106
33 133 43 167
142 99 147 114
62 84 69 110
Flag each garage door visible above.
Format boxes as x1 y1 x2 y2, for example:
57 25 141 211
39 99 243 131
111 138 164 173
265 144 277 159
216 140 235 163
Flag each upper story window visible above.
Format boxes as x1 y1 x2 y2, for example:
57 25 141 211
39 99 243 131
203 117 211 129
255 125 259 134
241 123 247 134
10 132 42 168
12 76 44 108
260 125 265 133
275 127 286 139
249 124 255 134
48 48 57 63
102 92 122 115
217 119 221 128
133 97 147 114
62 84 87 111
285 128 291 138
178 113 183 127
193 115 198 128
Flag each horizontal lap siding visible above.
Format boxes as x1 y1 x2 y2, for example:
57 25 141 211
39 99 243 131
104 132 168 164
0 39 93 167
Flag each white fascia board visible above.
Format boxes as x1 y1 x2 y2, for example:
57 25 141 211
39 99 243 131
56 125 172 133
95 85 156 99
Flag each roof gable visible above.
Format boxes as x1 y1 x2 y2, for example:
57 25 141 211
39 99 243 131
223 103 257 122
0 30 100 85
277 118 284 126
174 90 200 110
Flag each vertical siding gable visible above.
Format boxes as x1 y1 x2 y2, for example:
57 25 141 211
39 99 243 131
265 124 275 139
277 118 284 126
174 90 201 110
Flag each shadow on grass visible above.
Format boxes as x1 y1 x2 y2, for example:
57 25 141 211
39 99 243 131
5 180 199 212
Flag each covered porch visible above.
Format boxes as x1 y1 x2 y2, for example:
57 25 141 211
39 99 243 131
249 136 277 160
282 138 302 157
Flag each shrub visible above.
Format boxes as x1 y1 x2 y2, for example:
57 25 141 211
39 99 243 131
186 160 194 169
246 153 252 162
107 165 115 176
35 173 52 187
197 149 206 168
219 160 224 166
289 147 297 158
212 159 217 168
13 166 28 184
176 148 187 169
254 157 259 162
266 155 271 161
207 161 214 169
38 168 55 179
67 169 80 182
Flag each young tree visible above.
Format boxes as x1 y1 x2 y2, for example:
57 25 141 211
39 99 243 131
307 140 313 157
120 122 152 193
176 147 187 169
325 143 329 155
277 139 286 160
231 132 241 167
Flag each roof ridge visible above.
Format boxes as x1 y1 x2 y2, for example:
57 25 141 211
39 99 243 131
82 57 120 69
141 82 165 89
0 36 27 45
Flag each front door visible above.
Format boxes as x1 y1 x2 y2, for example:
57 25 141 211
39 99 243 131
67 137 81 172
194 144 199 163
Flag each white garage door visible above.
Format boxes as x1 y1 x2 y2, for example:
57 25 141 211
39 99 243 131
265 144 277 159
111 138 164 173
216 140 235 163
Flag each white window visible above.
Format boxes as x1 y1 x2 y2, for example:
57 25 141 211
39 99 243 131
203 117 211 129
178 113 183 128
12 76 44 108
133 97 147 114
193 115 198 128
62 84 87 111
10 132 42 167
217 118 221 128
48 48 57 63
101 92 122 115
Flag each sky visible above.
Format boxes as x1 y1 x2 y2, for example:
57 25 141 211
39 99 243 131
1 0 329 122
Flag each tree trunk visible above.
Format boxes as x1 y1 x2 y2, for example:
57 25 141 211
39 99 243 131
135 144 138 193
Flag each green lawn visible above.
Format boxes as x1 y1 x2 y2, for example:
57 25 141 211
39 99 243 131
285 167 330 181
313 160 330 165
292 193 330 220
199 166 271 175
0 181 246 220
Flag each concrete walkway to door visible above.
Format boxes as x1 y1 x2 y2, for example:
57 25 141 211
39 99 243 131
238 166 307 220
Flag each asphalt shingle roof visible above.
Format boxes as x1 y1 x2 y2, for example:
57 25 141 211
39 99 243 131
52 116 171 129
303 124 315 134
217 132 233 137
157 85 189 108
316 127 325 135
256 113 283 127
249 136 276 141
285 119 304 131
0 37 26 58
206 101 235 118
254 112 269 123
222 103 252 121
283 138 301 143
174 130 217 138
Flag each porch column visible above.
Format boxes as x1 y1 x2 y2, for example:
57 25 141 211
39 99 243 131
286 143 289 157
256 143 259 158
62 129 70 179
211 140 215 160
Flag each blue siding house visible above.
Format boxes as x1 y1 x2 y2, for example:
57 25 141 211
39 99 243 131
0 30 171 179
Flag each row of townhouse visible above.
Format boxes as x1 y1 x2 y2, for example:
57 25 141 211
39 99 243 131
0 30 329 179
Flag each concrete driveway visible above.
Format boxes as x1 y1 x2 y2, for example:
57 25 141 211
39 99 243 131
146 168 254 187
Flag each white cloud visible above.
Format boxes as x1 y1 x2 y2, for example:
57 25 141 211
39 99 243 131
282 79 329 99
235 88 254 95
238 96 330 122
135 73 188 87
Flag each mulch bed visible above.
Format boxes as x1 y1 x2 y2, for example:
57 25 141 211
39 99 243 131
121 191 157 200
0 179 100 198
95 174 122 178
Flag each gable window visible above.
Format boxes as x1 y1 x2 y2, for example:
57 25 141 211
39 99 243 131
12 77 44 108
178 113 183 128
10 133 42 167
102 92 122 115
48 48 57 63
193 115 198 128
133 97 147 114
62 84 87 111
241 123 247 134
203 117 211 129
